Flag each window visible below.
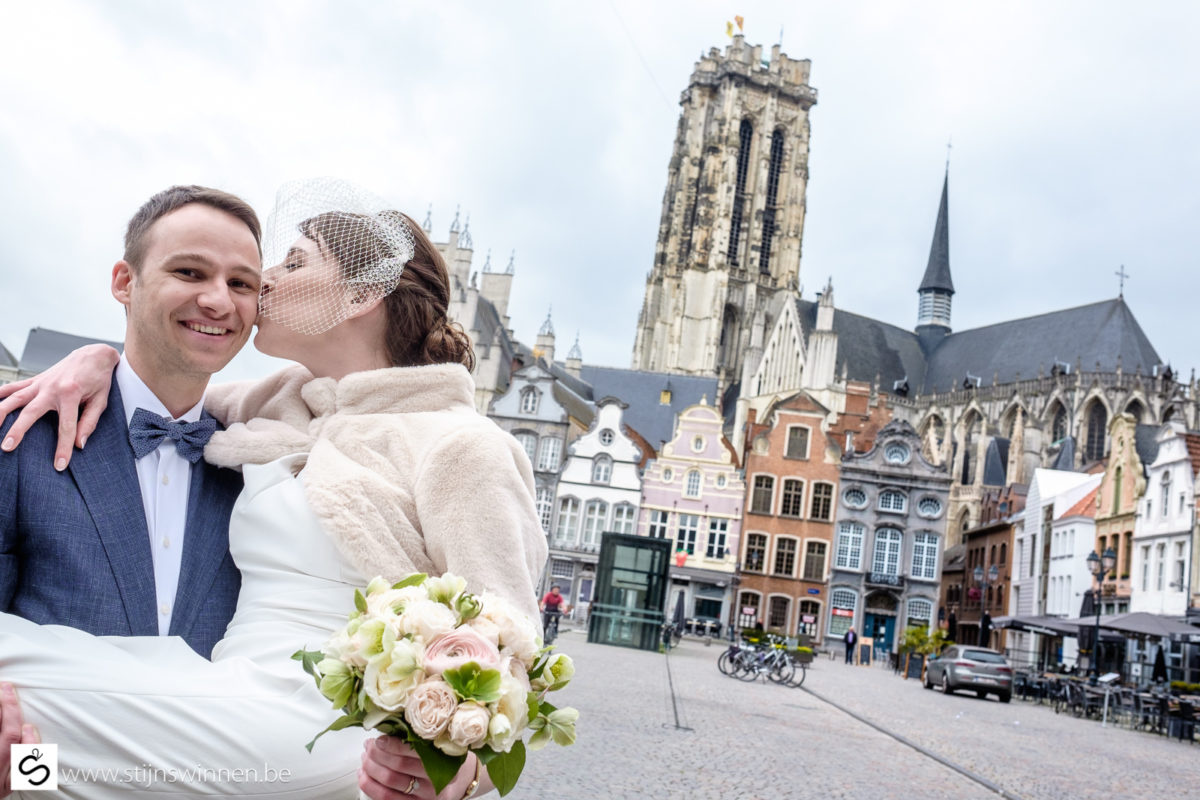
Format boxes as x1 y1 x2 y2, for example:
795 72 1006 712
911 533 939 580
751 475 775 514
739 591 761 622
550 559 573 580
878 490 907 513
843 488 867 509
884 443 910 464
1156 543 1166 590
685 470 702 498
797 600 820 636
598 429 615 446
611 503 636 535
835 522 865 570
1161 472 1171 517
537 437 561 472
1141 545 1150 591
535 487 553 532
810 483 833 521
591 455 612 484
662 467 673 482
917 497 943 517
706 519 728 558
1175 543 1186 591
872 528 902 576
555 497 580 540
829 589 856 638
745 533 767 572
1085 403 1107 462
803 541 827 581
785 426 810 459
692 435 705 452
758 129 785 274
716 474 727 488
1051 404 1068 443
774 538 798 576
906 598 933 629
726 119 752 265
514 432 537 465
767 596 789 629
676 514 699 555
582 500 607 545
780 479 805 517
1000 542 1007 565
520 388 539 414
647 509 670 538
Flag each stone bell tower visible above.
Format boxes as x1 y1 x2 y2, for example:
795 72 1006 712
631 35 817 392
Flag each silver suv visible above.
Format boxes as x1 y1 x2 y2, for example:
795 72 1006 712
924 645 1013 703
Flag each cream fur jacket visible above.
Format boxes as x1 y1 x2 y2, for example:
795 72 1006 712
202 363 546 622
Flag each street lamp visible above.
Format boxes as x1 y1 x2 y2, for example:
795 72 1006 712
973 564 1000 647
1086 547 1118 679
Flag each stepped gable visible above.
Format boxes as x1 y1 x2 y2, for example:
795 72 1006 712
796 298 927 391
919 298 1161 394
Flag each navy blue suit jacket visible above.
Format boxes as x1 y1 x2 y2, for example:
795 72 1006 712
0 378 242 657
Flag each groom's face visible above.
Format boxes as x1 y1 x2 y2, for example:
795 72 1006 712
112 203 262 381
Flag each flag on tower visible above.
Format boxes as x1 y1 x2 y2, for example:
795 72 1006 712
726 20 733 37
735 15 744 31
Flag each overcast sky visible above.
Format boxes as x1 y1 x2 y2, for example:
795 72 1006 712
2 1 1197 384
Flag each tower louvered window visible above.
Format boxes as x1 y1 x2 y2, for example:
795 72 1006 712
726 120 753 265
758 130 785 274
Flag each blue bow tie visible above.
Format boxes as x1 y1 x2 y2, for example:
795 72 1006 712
128 408 217 464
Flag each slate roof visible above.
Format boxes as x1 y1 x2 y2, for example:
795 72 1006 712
1133 423 1161 474
579 365 718 452
18 327 122 374
942 542 966 574
919 173 954 294
0 341 16 368
920 298 1161 394
982 437 1010 486
796 299 928 391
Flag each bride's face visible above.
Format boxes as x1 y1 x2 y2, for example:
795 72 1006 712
254 235 347 357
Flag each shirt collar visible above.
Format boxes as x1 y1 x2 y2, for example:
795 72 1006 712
115 353 205 426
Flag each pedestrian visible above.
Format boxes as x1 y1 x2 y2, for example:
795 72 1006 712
844 626 858 664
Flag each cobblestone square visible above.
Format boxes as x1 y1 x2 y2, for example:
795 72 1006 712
511 631 1198 800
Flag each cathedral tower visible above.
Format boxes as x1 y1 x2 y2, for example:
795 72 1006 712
631 36 817 391
916 171 954 350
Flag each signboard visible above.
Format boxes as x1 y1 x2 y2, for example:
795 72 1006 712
868 572 903 587
832 608 854 617
742 606 757 616
801 615 816 624
905 653 925 680
807 588 821 595
858 643 872 666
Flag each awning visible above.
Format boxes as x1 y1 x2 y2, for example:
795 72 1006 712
991 615 1081 638
1095 612 1200 642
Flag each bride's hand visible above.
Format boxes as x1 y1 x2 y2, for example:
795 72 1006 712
0 344 120 471
359 736 490 800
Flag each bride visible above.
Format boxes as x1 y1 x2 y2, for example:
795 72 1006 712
0 179 546 799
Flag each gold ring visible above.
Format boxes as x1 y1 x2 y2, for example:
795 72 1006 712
405 776 420 795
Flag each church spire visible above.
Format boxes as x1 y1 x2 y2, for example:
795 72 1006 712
916 169 954 336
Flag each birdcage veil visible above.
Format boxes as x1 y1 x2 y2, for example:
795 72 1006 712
258 177 416 336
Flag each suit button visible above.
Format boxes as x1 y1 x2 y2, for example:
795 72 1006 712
159 603 170 616
162 537 170 549
162 474 170 486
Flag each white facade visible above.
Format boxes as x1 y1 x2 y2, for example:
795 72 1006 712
1130 422 1196 615
1047 503 1098 667
548 399 644 616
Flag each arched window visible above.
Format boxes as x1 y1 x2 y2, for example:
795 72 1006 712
611 502 637 535
745 533 767 572
810 483 834 521
878 490 907 513
961 414 981 485
751 475 775 514
513 432 537 465
780 479 805 517
537 437 562 472
726 119 753 265
1125 399 1145 424
535 487 553 532
684 470 702 498
520 387 539 415
1051 403 1068 443
591 455 612 484
1085 402 1108 461
829 588 857 638
773 537 798 576
767 596 790 629
906 598 933 630
999 542 1008 565
582 500 608 545
555 497 580 541
872 528 903 576
1161 471 1171 517
911 533 939 580
758 129 785 274
797 600 820 637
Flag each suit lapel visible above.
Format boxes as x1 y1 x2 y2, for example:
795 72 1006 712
68 381 158 636
170 409 233 639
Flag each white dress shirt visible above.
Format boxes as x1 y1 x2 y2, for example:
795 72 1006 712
115 354 204 636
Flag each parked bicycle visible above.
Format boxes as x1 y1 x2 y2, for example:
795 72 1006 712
717 633 807 687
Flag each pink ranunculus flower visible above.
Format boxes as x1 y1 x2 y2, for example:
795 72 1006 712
424 627 502 676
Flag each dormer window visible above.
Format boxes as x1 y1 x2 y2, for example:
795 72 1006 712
520 387 539 415
592 455 613 484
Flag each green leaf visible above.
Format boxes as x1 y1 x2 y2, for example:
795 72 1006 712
392 573 428 589
443 662 503 703
486 740 526 796
526 692 540 724
354 589 367 613
304 714 362 752
474 746 500 765
291 649 325 684
409 736 466 795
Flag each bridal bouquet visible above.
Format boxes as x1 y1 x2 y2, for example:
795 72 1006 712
293 573 577 796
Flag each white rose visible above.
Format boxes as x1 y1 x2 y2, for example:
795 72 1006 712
398 599 459 641
479 592 541 665
467 614 501 646
446 701 490 750
363 636 425 712
405 679 459 740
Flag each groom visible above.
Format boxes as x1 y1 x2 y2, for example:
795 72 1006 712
0 186 421 800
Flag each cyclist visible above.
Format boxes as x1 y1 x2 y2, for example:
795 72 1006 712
540 584 569 642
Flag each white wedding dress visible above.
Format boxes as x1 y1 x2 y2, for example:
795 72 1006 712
1 454 372 798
